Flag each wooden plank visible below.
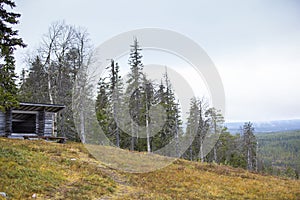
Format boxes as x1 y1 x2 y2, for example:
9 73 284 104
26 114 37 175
12 110 38 114
23 135 66 143
11 133 37 137
38 111 45 136
0 111 5 136
5 109 12 136
45 112 55 137
44 130 53 133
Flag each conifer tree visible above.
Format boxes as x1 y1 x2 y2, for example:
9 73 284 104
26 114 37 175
185 98 200 160
126 38 144 151
185 97 209 162
95 78 110 137
242 122 257 171
106 60 123 147
18 56 49 103
141 76 155 152
205 107 225 163
0 0 26 111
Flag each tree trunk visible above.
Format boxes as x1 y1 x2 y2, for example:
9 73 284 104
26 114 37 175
189 130 193 161
175 106 179 157
113 95 120 147
247 148 252 170
213 146 217 163
131 119 135 151
47 72 57 136
146 114 151 153
199 139 204 162
213 121 218 163
80 110 85 143
145 90 151 153
255 141 258 172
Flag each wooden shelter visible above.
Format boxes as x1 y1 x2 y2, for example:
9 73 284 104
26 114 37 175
0 102 65 139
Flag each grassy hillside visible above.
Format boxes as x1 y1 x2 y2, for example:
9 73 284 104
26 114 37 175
0 138 116 199
0 138 299 200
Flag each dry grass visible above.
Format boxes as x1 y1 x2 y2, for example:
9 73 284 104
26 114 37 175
0 138 299 199
125 160 300 199
85 144 176 173
0 138 115 199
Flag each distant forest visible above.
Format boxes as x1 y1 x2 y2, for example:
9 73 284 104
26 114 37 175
257 130 300 179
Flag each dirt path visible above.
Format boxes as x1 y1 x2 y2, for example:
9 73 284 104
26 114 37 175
76 150 139 199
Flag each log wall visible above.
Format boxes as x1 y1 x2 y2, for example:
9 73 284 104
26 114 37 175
0 111 5 136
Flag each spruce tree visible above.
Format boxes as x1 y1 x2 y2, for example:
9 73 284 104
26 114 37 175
95 78 110 137
184 97 209 162
106 60 123 147
242 122 257 171
126 38 144 151
185 97 200 160
151 80 167 151
18 56 49 103
141 76 155 152
205 107 225 163
163 70 181 148
0 0 26 111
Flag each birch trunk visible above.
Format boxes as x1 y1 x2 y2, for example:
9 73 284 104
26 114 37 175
131 119 135 151
80 110 85 143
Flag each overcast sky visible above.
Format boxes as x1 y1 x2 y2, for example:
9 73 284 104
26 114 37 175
13 0 300 122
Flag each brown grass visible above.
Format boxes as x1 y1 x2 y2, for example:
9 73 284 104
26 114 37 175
0 138 299 199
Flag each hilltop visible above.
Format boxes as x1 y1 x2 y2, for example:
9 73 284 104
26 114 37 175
0 138 299 199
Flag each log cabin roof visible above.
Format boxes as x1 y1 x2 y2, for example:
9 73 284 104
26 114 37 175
14 102 65 113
